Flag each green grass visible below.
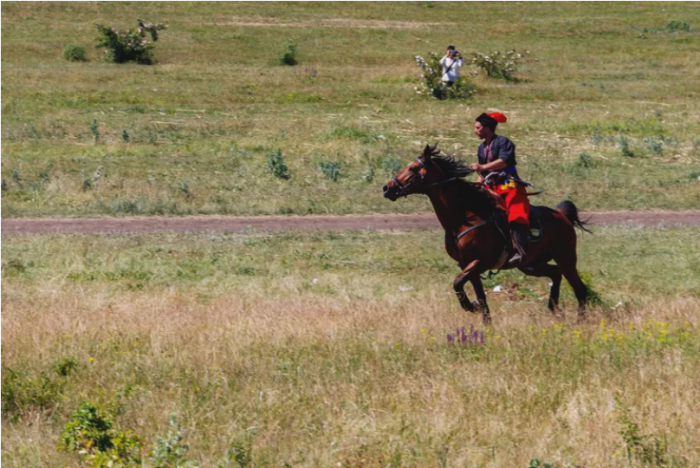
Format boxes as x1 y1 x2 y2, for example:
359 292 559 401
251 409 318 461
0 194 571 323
2 2 700 217
2 227 699 466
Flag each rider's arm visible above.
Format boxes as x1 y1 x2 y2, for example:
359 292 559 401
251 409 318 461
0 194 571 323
479 159 507 173
471 158 507 174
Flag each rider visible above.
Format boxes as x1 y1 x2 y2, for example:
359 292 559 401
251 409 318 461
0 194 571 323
470 112 531 265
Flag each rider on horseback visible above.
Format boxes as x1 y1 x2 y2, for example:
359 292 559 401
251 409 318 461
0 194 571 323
469 112 531 265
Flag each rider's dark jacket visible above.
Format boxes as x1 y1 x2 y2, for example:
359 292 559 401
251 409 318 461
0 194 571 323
477 135 519 179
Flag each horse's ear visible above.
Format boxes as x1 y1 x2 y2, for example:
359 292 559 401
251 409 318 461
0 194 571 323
430 142 440 156
423 144 433 160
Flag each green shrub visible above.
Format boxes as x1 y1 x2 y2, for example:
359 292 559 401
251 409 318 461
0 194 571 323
414 53 476 100
150 414 197 468
59 401 115 453
96 20 167 64
52 357 78 377
63 44 87 62
644 136 664 155
266 149 290 179
1 358 77 418
11 169 22 188
59 401 145 468
576 152 594 168
179 182 191 197
278 39 298 66
471 49 531 81
618 133 634 157
90 118 99 143
319 161 341 181
665 20 693 32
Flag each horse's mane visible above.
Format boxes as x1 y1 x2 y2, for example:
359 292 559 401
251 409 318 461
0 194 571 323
431 153 499 215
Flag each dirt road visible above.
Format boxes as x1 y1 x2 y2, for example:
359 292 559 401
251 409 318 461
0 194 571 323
2 211 699 235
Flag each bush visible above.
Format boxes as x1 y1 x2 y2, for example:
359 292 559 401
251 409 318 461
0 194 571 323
666 20 693 32
471 49 531 81
59 401 115 453
96 19 167 64
279 39 298 66
319 161 341 181
59 401 145 468
618 133 634 157
266 149 290 179
2 368 66 417
150 414 196 468
576 152 594 168
414 53 476 100
63 44 87 62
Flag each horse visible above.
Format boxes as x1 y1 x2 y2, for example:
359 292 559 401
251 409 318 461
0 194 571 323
382 144 590 324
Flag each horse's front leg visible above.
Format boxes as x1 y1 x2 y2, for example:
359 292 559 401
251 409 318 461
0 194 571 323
453 260 480 313
470 277 491 325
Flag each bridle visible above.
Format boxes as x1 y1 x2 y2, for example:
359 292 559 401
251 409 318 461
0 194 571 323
390 154 459 197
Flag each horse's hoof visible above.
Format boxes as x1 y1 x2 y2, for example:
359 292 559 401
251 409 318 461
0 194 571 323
471 301 482 311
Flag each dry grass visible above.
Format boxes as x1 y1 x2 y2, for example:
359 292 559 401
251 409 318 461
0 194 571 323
2 228 699 466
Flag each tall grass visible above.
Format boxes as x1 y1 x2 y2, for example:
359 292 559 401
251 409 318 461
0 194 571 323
2 227 699 466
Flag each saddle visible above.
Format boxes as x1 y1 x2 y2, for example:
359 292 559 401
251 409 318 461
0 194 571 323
492 207 545 244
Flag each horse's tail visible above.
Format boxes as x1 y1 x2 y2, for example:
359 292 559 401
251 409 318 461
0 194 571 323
556 200 592 233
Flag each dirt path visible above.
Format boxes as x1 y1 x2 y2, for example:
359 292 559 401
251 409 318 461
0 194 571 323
2 211 700 236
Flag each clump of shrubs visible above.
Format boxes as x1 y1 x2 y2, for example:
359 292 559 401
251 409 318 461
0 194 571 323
665 20 694 32
279 39 298 66
576 152 594 168
267 149 290 179
96 19 167 64
618 133 634 158
63 44 87 62
471 50 531 81
59 402 196 468
414 53 476 100
319 161 341 181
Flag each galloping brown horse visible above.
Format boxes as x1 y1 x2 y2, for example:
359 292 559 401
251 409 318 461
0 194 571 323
383 144 590 324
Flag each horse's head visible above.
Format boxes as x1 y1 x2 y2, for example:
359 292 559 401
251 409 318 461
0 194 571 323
383 143 445 201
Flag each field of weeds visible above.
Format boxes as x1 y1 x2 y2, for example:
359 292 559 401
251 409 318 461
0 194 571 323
2 2 700 217
2 226 699 466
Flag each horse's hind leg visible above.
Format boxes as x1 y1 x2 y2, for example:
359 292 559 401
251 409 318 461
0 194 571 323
554 252 587 320
562 266 587 321
470 277 491 325
519 262 562 315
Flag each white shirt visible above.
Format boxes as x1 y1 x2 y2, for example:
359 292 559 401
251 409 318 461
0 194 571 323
439 55 464 82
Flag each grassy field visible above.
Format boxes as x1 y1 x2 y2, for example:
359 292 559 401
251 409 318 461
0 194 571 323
2 226 699 466
2 2 700 217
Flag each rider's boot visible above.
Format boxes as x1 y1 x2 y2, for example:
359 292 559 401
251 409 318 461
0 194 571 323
508 222 529 265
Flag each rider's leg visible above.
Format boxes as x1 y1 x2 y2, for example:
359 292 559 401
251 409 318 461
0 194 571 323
502 185 531 264
509 222 529 264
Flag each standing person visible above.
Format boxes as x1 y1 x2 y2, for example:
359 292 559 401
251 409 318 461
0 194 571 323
469 112 531 265
440 45 464 87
